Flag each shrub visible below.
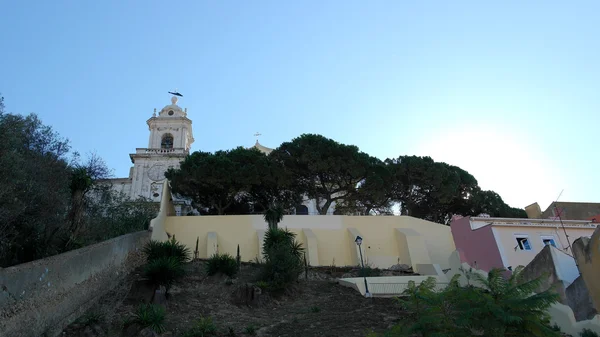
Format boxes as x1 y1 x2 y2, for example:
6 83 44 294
244 324 257 335
309 306 321 313
581 329 600 337
358 266 381 277
260 228 304 290
143 238 190 264
206 253 238 277
131 303 166 333
182 316 217 337
144 256 185 296
391 266 561 337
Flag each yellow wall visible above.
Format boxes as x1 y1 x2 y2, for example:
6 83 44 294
573 227 600 314
492 225 596 269
156 213 455 270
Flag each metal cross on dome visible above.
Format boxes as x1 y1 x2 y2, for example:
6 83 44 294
254 132 262 141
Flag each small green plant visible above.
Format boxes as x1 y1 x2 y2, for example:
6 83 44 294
358 266 381 277
143 238 190 264
244 324 257 335
206 253 238 277
182 316 217 337
255 281 269 290
581 328 600 337
309 306 321 313
144 256 185 297
77 311 103 326
131 303 166 333
226 326 236 336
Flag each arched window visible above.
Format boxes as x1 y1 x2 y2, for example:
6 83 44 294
161 133 174 149
295 205 309 215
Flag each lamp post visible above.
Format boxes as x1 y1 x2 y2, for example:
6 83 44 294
354 235 372 298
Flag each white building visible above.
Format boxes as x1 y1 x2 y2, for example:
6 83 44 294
104 95 335 216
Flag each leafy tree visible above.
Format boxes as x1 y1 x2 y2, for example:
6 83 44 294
335 160 394 215
66 152 112 245
271 134 375 215
0 107 72 266
468 189 527 218
391 267 561 337
166 150 240 215
387 155 525 224
167 148 265 215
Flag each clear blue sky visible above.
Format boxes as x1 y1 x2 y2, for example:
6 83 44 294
1 1 598 212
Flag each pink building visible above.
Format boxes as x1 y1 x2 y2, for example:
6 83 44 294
450 215 598 272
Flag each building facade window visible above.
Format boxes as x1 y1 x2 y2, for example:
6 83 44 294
515 236 532 251
295 205 309 215
541 235 557 248
161 133 174 149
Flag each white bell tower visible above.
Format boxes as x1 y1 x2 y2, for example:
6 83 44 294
128 95 194 206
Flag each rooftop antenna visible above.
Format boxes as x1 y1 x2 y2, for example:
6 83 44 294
554 189 575 258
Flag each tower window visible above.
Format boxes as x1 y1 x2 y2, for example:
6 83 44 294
168 110 174 116
161 133 174 149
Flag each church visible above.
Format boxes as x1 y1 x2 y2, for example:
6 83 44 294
104 95 335 216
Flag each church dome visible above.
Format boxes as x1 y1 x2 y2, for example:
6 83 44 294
158 96 186 117
251 140 273 155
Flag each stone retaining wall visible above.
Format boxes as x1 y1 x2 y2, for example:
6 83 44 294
0 231 150 337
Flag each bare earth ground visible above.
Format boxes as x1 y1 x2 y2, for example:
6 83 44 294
62 261 403 337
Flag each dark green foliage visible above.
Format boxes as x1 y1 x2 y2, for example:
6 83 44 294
206 253 238 277
182 316 217 337
244 325 257 335
271 134 378 215
358 266 381 277
390 267 561 337
386 155 526 224
131 303 166 333
263 206 285 230
226 327 236 336
143 238 190 264
144 256 185 295
260 228 304 290
0 109 72 266
310 306 321 313
581 329 600 337
0 96 157 267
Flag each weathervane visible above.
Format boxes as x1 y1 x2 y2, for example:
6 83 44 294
168 89 183 105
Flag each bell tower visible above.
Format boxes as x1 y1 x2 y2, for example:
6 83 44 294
127 95 194 208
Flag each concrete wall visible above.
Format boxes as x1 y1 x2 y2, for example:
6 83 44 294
566 276 598 321
520 245 575 304
0 231 150 337
153 211 456 270
573 226 600 317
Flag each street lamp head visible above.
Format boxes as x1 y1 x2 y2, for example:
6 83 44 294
355 236 363 246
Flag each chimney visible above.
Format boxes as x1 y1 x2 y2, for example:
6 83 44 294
525 202 542 218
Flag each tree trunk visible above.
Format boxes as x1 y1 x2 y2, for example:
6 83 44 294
319 199 334 215
67 189 85 238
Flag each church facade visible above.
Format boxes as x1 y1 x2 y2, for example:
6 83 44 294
104 96 335 216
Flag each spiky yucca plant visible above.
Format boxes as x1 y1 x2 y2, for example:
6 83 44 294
144 256 185 297
260 228 304 290
131 303 166 333
263 206 285 230
143 238 190 264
